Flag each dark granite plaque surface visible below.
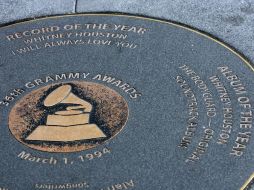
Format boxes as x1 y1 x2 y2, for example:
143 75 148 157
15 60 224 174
0 14 254 190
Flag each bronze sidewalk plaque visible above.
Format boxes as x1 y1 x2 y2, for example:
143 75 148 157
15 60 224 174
0 14 253 190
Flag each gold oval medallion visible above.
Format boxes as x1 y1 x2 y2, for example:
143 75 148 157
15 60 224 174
9 81 129 152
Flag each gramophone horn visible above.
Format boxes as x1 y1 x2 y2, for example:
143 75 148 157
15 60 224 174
43 84 92 112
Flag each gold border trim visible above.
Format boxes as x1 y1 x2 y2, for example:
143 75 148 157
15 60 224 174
241 174 254 190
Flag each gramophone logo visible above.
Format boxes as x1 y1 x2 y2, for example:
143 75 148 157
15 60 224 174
8 81 129 152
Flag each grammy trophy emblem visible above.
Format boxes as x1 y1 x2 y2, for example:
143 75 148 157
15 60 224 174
26 85 107 142
9 81 129 152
